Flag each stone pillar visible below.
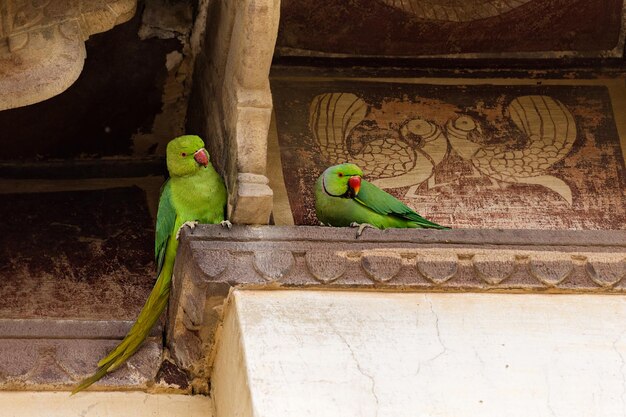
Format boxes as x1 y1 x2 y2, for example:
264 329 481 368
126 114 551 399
188 0 279 225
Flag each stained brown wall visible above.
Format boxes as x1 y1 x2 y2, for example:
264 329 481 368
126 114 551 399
277 0 624 57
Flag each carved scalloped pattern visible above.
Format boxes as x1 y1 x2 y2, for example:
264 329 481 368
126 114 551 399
361 251 403 282
528 254 574 286
473 253 517 285
586 255 626 288
0 338 161 389
189 248 626 290
254 250 294 281
306 251 347 283
417 254 458 284
196 249 231 280
171 231 626 381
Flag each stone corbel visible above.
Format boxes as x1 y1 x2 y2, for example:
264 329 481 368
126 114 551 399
166 226 626 387
192 0 279 225
0 0 137 111
223 0 278 224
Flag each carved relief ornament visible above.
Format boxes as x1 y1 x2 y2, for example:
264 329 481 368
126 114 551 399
0 0 137 110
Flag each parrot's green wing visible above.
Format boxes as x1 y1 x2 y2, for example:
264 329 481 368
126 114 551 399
155 180 176 276
355 180 448 229
72 182 179 395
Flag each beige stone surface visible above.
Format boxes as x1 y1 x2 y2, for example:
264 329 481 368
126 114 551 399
1 392 211 417
0 0 137 110
192 0 279 224
213 290 626 417
230 173 273 224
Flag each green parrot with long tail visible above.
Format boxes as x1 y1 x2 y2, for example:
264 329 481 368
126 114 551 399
315 163 448 236
73 135 229 394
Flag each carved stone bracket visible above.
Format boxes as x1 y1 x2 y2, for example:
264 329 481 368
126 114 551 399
189 0 278 224
167 225 626 381
0 0 137 110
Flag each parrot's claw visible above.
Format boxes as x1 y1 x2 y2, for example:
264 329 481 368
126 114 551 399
350 222 376 238
176 221 199 240
220 220 232 229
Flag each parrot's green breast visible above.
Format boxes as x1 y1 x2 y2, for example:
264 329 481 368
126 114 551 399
170 167 226 225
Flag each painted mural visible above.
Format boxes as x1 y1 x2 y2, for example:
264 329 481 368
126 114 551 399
270 79 626 230
277 0 625 57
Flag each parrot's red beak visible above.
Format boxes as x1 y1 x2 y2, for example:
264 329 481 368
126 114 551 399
348 175 361 195
194 148 209 167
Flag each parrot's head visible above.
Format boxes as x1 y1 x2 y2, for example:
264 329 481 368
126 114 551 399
166 135 211 177
321 163 363 198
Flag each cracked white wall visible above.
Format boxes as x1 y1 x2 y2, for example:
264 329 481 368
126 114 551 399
211 290 626 417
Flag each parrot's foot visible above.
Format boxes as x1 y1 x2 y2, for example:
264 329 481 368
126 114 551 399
176 221 199 240
350 222 377 238
220 220 232 229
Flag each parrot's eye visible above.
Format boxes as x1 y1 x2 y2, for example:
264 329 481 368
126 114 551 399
338 173 344 177
181 152 187 157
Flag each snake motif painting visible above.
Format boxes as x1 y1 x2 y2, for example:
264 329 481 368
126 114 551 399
309 92 577 205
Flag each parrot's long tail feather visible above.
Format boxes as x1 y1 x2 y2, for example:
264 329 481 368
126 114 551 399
71 366 109 395
71 267 172 395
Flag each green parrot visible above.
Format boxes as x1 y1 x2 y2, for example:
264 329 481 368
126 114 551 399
315 163 448 236
73 135 229 394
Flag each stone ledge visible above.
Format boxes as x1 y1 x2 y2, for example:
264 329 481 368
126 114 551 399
0 392 211 417
167 225 626 381
0 338 161 391
0 319 163 391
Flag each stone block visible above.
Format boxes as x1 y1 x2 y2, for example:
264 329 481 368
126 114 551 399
212 290 626 417
229 173 273 225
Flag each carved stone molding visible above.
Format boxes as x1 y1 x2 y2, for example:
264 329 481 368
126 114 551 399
0 319 161 390
167 225 626 380
0 0 137 110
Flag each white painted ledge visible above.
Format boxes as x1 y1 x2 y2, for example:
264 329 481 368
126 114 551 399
212 290 626 417
2 392 211 417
